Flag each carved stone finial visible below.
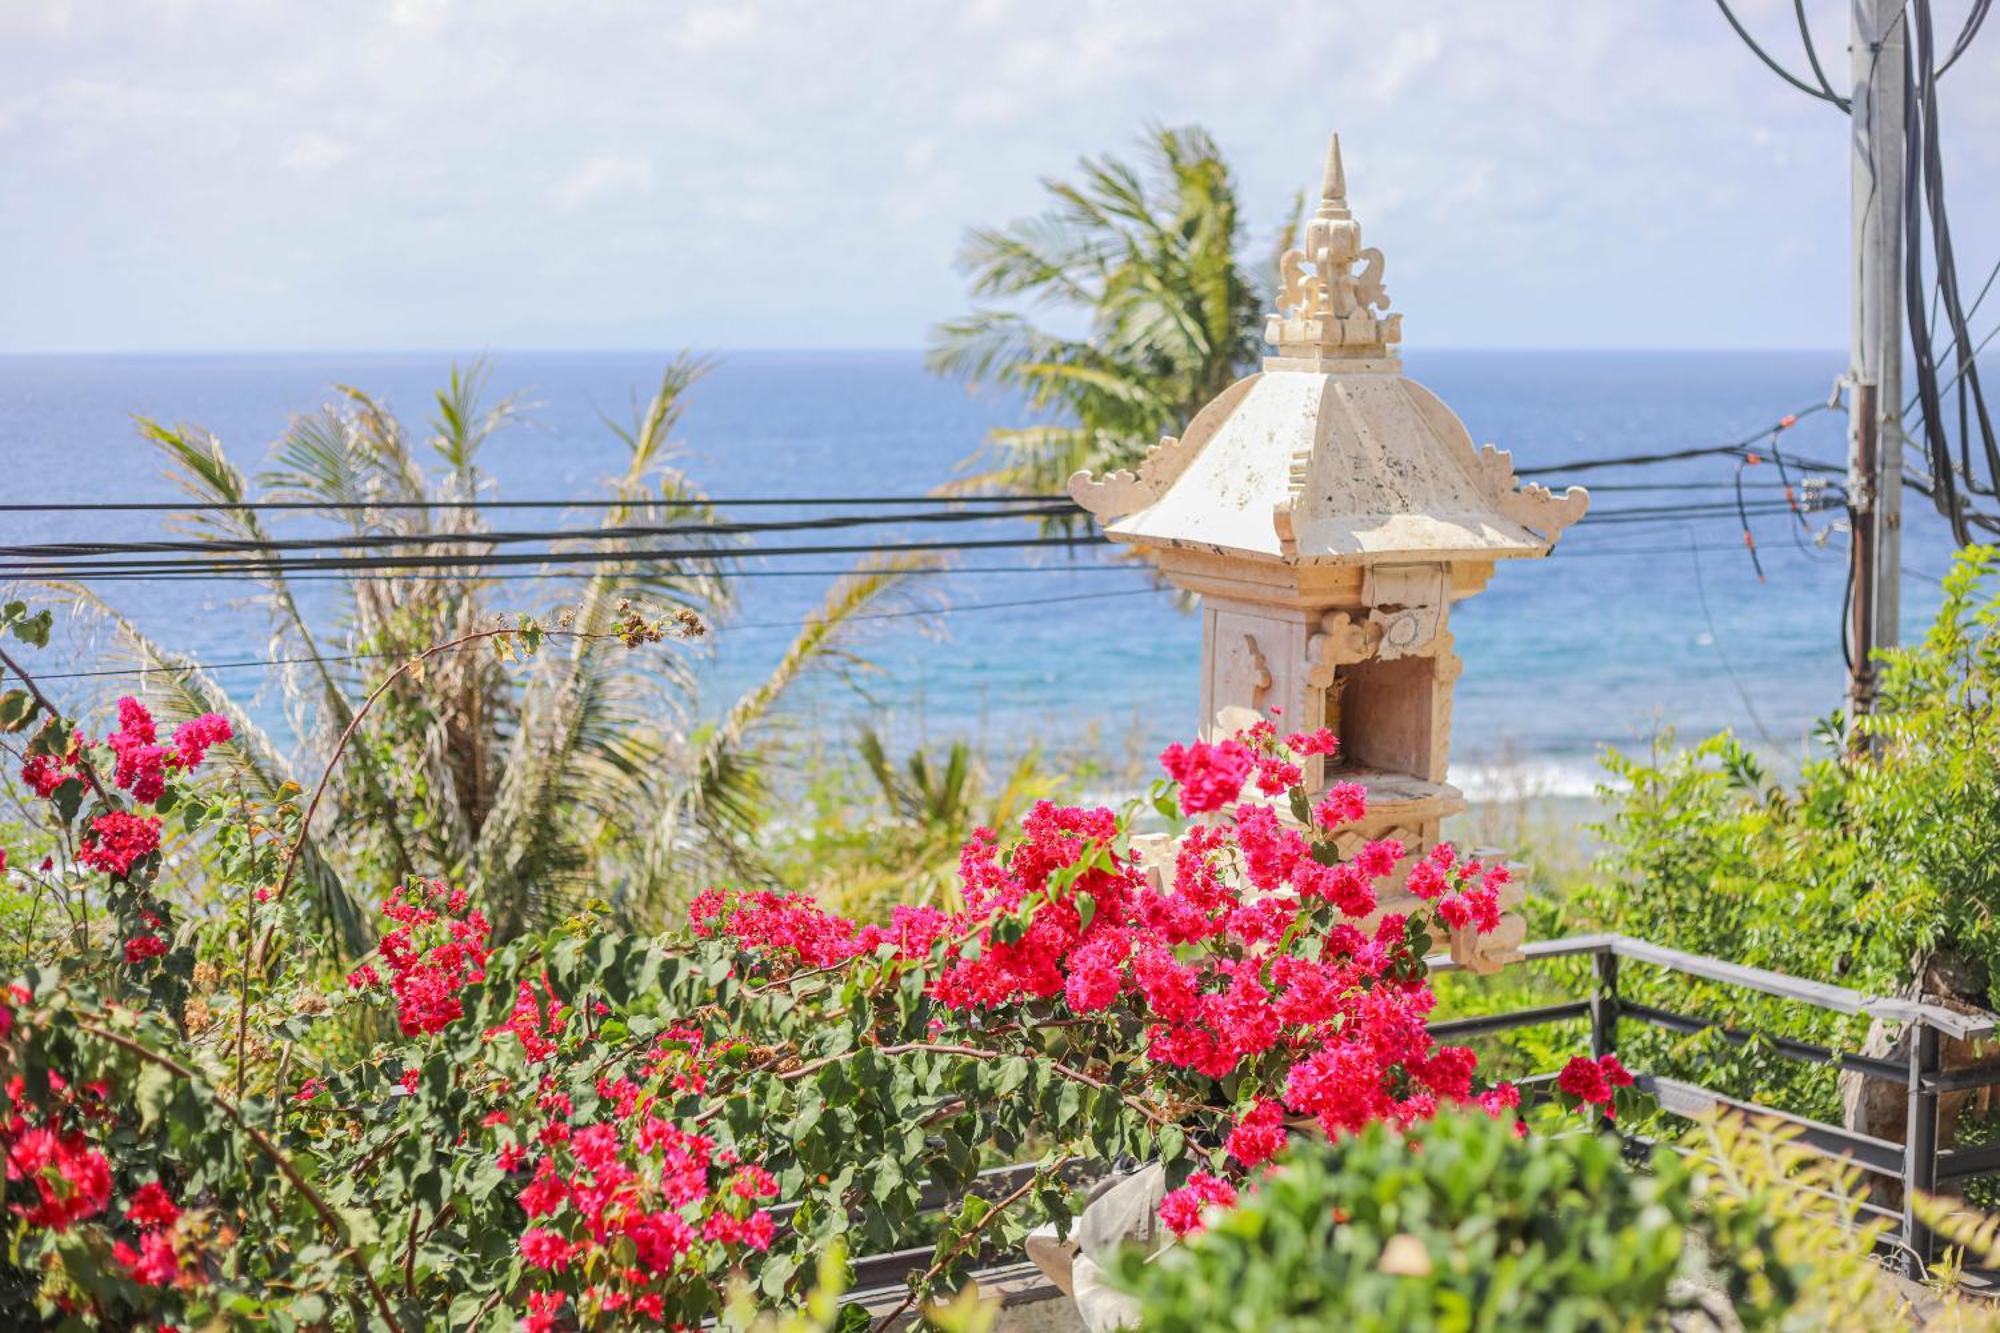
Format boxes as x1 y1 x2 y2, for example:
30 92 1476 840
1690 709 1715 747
1267 133 1400 360
1319 134 1349 219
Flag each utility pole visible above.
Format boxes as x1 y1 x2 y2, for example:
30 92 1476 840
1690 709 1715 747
1847 0 1906 719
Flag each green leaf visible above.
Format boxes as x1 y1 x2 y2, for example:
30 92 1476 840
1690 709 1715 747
134 1061 175 1131
0 689 39 733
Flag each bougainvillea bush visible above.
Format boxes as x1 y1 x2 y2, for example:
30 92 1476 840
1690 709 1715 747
0 598 1531 1328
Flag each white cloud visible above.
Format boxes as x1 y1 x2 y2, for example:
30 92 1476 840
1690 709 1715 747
547 152 657 214
278 131 351 176
0 0 1994 351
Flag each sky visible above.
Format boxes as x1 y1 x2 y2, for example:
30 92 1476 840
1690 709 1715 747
2 0 1997 353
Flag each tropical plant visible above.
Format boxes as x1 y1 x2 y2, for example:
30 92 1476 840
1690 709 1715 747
1110 1108 1812 1333
56 361 926 948
0 619 1547 1328
769 725 1083 915
1850 545 2000 990
1542 547 2000 1127
1109 1106 1986 1331
928 124 1280 500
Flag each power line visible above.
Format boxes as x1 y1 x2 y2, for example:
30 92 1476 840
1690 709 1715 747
0 502 1081 562
0 534 1112 582
2 561 1148 586
1712 0 1849 108
1514 402 1837 477
0 493 1073 514
21 587 1169 683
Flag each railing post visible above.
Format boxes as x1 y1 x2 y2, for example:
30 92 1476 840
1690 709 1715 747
1904 1022 1940 1277
1590 949 1619 1060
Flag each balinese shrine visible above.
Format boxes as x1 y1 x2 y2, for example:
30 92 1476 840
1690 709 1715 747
1069 135 1589 974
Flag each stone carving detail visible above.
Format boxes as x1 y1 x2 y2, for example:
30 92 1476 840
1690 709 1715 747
1304 611 1380 688
1266 136 1402 357
1277 226 1388 325
1066 432 1193 519
1468 443 1589 543
1271 444 1315 558
1069 373 1264 521
1371 603 1442 659
1220 633 1273 712
1365 564 1447 660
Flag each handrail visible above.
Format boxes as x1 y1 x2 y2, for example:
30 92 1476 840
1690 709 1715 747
1427 933 2000 1040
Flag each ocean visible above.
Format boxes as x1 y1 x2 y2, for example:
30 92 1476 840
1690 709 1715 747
0 349 1962 801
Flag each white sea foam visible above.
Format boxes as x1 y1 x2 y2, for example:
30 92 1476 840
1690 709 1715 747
1450 759 1613 804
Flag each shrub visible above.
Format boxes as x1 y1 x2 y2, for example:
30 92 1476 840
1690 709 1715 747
1554 547 2000 1124
1110 1109 1802 1332
0 602 1530 1328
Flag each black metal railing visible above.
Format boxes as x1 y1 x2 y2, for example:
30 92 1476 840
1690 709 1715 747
844 933 2000 1318
1428 933 2000 1274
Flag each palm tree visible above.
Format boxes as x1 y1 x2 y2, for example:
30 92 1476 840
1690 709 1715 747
67 360 926 949
927 124 1287 499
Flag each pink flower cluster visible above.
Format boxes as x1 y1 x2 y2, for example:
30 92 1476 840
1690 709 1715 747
1404 842 1512 935
698 723 1519 1244
20 697 230 884
485 975 571 1062
348 879 492 1037
1556 1054 1635 1121
2 1060 113 1235
690 888 948 970
111 1182 199 1289
503 1097 779 1323
1159 1171 1238 1237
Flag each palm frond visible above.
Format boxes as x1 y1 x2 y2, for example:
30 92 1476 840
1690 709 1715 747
633 554 941 916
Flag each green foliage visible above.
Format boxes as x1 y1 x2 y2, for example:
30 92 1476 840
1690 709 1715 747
1550 547 2000 1123
769 725 1091 916
1850 546 2000 987
927 124 1279 501
76 362 925 944
1111 1109 1803 1332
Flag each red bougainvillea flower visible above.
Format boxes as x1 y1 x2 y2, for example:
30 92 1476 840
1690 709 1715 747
125 1181 180 1229
1159 1172 1238 1237
692 723 1512 1249
1225 1099 1289 1167
112 1231 183 1287
1157 739 1254 815
521 1291 565 1333
123 934 169 965
77 811 162 878
1557 1054 1635 1120
4 1124 112 1232
170 711 232 768
1312 781 1368 829
349 879 491 1037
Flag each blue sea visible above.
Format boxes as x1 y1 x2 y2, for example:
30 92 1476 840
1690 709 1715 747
0 350 1964 800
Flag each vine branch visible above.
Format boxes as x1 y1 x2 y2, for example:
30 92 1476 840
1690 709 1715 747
77 1018 405 1333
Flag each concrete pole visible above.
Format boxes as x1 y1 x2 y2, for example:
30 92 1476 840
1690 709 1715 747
1847 0 1907 717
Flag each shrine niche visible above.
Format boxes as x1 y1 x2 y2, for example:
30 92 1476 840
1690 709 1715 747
1071 135 1588 972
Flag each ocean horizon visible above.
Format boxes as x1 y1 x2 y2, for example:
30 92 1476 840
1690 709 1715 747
0 347 1964 803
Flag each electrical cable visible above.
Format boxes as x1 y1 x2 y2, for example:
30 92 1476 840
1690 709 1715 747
0 493 1073 514
0 503 1082 562
1713 0 1850 107
1514 403 1834 477
0 534 1112 582
1793 0 1852 106
21 587 1171 683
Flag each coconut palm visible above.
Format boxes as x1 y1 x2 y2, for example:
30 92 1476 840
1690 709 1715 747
68 359 926 950
927 124 1286 500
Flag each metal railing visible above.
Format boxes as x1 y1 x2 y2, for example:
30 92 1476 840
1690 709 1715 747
843 933 2000 1316
1428 933 2000 1274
